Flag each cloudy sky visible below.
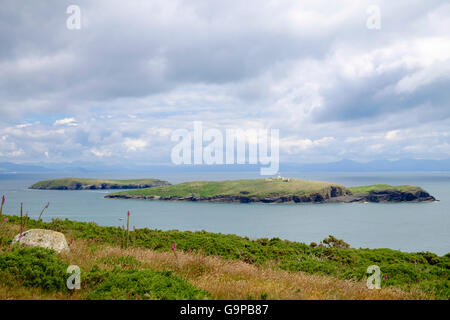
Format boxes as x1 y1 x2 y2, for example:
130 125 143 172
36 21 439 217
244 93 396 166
1 0 449 166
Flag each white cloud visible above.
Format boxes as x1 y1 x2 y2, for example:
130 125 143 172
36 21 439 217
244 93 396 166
123 138 148 152
385 130 400 140
15 123 32 128
54 118 78 126
281 136 336 154
90 148 112 157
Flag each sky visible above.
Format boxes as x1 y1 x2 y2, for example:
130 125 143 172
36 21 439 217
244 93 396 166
0 0 450 166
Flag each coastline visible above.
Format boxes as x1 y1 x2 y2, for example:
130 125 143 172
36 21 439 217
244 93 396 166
105 184 436 204
29 177 171 190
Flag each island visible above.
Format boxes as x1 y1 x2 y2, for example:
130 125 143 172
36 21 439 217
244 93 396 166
105 177 436 203
30 177 171 190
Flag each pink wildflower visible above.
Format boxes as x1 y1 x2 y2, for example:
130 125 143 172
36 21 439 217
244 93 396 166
171 242 176 251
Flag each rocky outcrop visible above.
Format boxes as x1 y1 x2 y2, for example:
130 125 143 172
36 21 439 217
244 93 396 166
31 180 171 190
11 229 70 253
33 183 162 190
326 189 436 203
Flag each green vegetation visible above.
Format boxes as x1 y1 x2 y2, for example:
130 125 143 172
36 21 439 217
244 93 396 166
0 247 68 290
30 177 170 190
3 215 448 299
348 184 423 194
86 268 209 300
0 245 208 300
111 178 346 198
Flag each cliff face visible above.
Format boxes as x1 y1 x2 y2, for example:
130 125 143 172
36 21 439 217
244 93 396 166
327 189 436 203
33 183 163 190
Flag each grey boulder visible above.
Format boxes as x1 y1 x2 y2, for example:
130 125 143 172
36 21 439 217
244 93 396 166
12 229 70 253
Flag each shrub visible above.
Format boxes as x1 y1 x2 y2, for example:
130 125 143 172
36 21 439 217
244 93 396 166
86 269 209 300
320 235 350 249
418 251 441 265
0 247 68 291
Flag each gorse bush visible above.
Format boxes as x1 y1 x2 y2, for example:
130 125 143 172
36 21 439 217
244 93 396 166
319 235 350 249
86 268 209 300
418 251 441 265
0 247 68 291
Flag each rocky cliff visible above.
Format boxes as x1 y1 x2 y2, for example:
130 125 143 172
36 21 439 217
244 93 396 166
106 186 436 203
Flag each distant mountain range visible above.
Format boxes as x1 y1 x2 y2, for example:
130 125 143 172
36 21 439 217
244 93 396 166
281 159 450 172
0 159 449 174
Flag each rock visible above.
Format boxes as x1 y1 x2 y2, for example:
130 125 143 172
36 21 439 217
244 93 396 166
12 229 70 253
326 189 436 203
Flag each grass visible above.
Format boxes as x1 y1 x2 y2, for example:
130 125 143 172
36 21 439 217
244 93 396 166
30 177 170 189
348 184 423 194
111 178 347 198
0 215 448 300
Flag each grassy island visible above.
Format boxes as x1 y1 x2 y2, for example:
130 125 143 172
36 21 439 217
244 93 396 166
106 178 435 203
30 178 171 190
110 178 346 198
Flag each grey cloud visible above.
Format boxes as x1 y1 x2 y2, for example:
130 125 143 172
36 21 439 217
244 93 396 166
313 64 450 123
0 0 449 163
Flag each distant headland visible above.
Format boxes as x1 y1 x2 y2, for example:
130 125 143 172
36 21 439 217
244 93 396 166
30 178 171 190
105 177 436 203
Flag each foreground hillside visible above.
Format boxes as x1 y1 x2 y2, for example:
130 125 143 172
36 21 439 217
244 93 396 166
0 215 448 300
106 178 435 203
30 178 171 190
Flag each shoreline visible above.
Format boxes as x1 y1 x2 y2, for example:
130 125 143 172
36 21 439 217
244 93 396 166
29 177 171 190
106 189 436 204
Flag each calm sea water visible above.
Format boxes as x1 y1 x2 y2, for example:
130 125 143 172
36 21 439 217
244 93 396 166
0 172 449 255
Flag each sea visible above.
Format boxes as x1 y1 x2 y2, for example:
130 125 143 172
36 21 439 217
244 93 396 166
0 172 448 255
